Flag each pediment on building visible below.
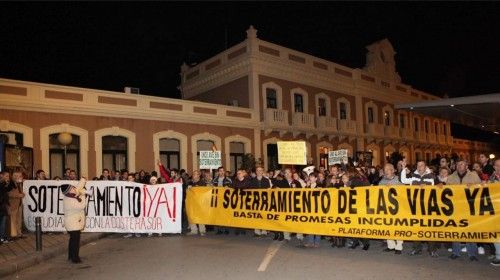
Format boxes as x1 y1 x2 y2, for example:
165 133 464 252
363 38 401 83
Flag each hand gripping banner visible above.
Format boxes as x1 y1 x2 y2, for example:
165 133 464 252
186 183 500 242
23 180 182 233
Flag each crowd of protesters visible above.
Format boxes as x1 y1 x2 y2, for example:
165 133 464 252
0 153 498 266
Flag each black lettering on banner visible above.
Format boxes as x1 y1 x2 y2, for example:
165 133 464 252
441 188 454 216
293 191 301 213
427 189 440 215
48 185 58 213
38 186 47 212
338 190 347 214
366 189 374 214
348 189 357 214
28 185 37 212
125 186 134 216
465 188 479 215
407 188 418 215
320 190 330 214
479 188 495 215
388 188 398 215
133 187 141 217
222 189 230 208
312 191 320 213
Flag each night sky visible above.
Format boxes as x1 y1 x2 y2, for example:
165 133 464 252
1 2 500 100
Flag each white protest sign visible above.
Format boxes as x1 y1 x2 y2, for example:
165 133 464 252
328 149 348 165
23 180 182 233
199 151 222 169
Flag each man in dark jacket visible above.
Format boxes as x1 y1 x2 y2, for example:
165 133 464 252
231 169 251 235
249 166 272 237
0 175 12 243
212 167 232 235
187 170 207 236
271 168 301 241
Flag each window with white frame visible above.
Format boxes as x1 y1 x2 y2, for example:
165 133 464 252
159 138 180 170
294 93 304 113
318 98 327 116
399 114 405 128
339 102 347 120
266 88 277 109
384 110 391 126
102 136 128 172
367 107 374 123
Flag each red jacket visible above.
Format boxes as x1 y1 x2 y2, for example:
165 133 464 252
158 163 182 183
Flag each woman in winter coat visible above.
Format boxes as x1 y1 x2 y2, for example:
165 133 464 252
8 171 25 239
61 178 89 263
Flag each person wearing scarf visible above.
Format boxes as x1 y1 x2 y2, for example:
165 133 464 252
61 178 89 264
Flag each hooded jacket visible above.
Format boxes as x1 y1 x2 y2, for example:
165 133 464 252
63 178 88 231
400 167 435 186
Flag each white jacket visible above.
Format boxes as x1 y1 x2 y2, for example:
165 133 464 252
63 178 87 231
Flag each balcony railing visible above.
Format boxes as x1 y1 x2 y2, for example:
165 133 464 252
427 133 437 143
316 116 338 133
365 123 384 137
384 126 399 138
338 119 357 134
292 112 315 129
264 108 289 128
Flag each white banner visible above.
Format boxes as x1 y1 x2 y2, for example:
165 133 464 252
23 180 182 233
328 149 348 165
199 151 222 169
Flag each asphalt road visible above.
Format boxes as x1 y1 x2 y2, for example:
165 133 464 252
8 233 498 280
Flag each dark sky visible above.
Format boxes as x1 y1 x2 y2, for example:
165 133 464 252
1 2 500 100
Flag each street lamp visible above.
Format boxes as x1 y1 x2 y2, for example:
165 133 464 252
57 132 72 168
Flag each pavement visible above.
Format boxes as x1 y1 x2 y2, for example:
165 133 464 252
3 232 499 280
0 232 108 278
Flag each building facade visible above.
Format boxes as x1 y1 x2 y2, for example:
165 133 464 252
0 26 496 178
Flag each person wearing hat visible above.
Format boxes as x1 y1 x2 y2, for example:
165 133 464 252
61 178 89 264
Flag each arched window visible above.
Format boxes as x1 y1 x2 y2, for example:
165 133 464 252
102 136 128 172
261 82 283 110
367 107 374 123
94 127 135 176
384 110 391 126
290 88 309 114
49 133 80 178
365 101 379 124
229 142 245 172
337 97 351 120
399 113 406 128
160 138 180 170
266 88 277 109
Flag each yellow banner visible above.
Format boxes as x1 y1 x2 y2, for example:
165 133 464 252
186 184 500 242
277 141 307 165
